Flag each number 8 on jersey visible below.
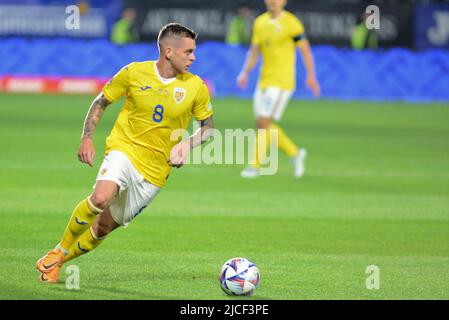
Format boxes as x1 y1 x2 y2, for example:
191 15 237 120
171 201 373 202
152 104 164 123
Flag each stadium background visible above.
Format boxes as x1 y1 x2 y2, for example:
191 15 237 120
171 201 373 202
0 0 448 300
1 0 449 101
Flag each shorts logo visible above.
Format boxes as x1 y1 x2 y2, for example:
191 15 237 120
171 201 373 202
100 168 107 176
174 87 186 104
133 205 148 218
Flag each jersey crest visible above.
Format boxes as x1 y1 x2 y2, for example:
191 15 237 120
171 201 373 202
174 87 186 104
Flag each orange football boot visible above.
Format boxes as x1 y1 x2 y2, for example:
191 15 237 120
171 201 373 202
38 266 60 283
36 248 64 274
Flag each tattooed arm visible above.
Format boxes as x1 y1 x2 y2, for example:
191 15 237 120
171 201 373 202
77 93 111 167
189 115 215 150
168 115 215 168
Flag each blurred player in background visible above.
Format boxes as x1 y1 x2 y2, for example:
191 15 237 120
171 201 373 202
111 7 139 45
351 12 378 50
226 2 253 46
36 23 214 283
237 0 320 178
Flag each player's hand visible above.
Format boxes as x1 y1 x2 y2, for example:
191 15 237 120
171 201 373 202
236 71 249 90
168 140 191 168
306 75 321 97
78 138 95 167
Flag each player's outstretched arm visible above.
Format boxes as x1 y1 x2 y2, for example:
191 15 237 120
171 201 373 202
297 39 321 97
236 44 260 89
168 115 215 168
78 92 111 167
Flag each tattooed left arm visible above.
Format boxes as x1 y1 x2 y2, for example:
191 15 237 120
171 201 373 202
189 115 215 149
168 115 215 168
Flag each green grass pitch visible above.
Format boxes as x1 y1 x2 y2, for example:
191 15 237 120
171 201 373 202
0 93 448 299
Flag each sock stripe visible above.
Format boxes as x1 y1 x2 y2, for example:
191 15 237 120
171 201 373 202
87 197 103 214
89 226 107 240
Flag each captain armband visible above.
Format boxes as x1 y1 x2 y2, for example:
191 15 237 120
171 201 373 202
294 34 306 43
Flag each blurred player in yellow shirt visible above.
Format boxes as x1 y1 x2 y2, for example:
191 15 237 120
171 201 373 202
237 0 320 178
35 23 214 283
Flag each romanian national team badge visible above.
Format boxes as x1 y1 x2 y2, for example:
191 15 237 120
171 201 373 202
174 87 186 104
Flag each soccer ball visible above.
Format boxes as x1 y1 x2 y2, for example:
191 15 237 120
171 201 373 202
219 257 260 296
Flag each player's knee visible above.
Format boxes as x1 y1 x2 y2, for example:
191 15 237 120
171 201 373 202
257 118 272 129
89 193 111 210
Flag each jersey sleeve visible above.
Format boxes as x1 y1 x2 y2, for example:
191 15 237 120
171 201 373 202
251 19 261 46
290 16 306 43
102 64 131 103
192 81 213 121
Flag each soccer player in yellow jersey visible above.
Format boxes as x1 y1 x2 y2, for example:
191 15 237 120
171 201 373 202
237 0 320 178
35 23 214 283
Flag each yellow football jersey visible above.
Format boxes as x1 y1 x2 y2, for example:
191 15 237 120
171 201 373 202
252 11 306 91
102 60 213 187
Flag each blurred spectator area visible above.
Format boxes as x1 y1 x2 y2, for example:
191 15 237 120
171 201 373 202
0 0 448 102
0 0 448 50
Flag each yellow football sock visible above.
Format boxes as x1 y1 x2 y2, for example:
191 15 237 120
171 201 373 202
250 128 271 168
64 227 105 263
59 197 102 252
270 123 298 158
